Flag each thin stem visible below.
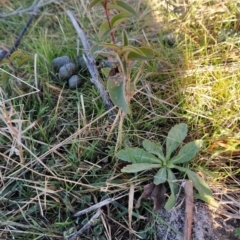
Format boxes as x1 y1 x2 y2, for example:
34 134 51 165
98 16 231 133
115 110 126 152
103 0 116 44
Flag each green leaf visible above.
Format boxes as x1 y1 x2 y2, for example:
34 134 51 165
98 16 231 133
89 0 104 8
154 167 167 185
122 30 129 46
107 73 130 114
101 43 121 51
172 165 187 172
101 67 111 78
1 69 8 89
116 148 162 164
99 21 110 38
9 50 23 60
165 169 179 210
126 51 154 60
142 139 165 161
115 1 137 15
110 12 130 28
125 46 155 60
122 45 145 56
17 55 32 67
186 170 218 207
137 47 154 57
90 44 104 57
121 163 160 173
107 1 137 16
166 123 188 160
165 194 176 210
170 140 203 164
194 193 219 208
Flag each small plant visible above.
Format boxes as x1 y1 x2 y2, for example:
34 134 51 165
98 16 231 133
89 0 154 112
116 123 217 209
89 0 155 148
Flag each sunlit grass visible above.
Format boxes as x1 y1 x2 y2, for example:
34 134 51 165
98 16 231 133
0 0 240 239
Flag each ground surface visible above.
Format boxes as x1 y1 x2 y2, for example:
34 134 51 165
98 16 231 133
0 0 240 239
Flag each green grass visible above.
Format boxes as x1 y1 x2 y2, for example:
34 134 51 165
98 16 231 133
0 0 240 239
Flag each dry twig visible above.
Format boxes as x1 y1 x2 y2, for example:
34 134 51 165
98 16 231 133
68 209 102 240
184 180 194 240
0 0 61 62
66 10 114 119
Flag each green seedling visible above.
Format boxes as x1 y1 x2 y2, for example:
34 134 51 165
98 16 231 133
89 0 154 114
116 123 217 209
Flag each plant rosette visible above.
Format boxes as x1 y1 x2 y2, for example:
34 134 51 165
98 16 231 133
116 123 218 209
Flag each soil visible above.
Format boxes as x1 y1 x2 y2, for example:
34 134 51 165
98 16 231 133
156 196 240 240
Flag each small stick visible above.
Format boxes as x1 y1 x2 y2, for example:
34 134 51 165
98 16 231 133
184 180 194 240
68 209 102 240
0 0 62 18
66 10 115 119
73 198 113 217
0 1 44 62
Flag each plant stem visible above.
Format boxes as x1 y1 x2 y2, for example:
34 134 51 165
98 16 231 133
103 0 116 44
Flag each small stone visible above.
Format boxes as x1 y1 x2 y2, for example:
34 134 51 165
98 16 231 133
68 75 84 89
58 63 77 80
52 56 72 71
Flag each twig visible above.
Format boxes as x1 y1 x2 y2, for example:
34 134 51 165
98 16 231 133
68 209 102 240
0 0 62 18
66 10 115 119
73 198 113 217
0 13 36 62
0 0 45 62
184 180 194 240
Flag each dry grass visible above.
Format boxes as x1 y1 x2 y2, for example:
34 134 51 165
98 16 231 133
0 0 240 239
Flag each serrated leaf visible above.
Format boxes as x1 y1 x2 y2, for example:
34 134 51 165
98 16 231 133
142 139 165 161
186 170 218 207
89 0 104 8
121 163 160 173
99 21 110 38
115 1 137 16
110 12 130 28
170 140 203 164
164 169 179 209
154 167 167 185
122 30 129 46
166 123 188 160
107 73 129 114
116 148 162 164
